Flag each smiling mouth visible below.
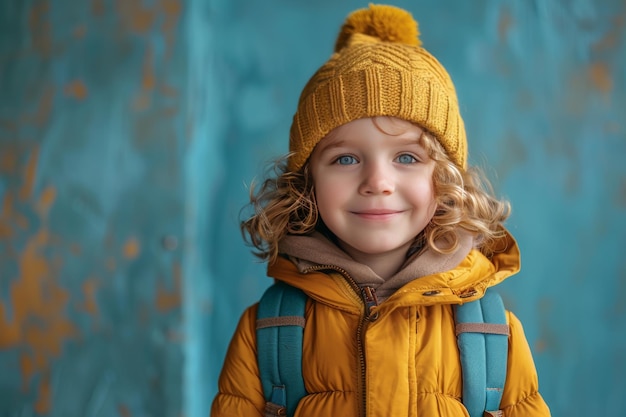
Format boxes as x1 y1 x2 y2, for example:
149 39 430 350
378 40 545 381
351 210 404 220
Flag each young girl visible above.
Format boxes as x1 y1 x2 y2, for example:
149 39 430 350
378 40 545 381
211 4 550 417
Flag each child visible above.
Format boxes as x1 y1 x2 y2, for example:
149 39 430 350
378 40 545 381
211 4 550 417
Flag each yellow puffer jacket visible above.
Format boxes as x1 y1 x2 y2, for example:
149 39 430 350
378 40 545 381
211 233 550 416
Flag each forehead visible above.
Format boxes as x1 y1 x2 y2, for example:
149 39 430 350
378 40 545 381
319 117 424 148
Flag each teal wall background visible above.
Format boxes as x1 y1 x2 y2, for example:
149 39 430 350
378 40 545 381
1 1 625 416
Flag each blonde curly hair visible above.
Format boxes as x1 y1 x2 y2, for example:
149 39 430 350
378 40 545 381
241 120 510 263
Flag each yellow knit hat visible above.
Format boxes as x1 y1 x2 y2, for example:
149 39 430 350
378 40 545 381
288 4 467 172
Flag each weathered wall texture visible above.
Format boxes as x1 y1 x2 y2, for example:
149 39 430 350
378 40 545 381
0 1 186 416
1 1 625 416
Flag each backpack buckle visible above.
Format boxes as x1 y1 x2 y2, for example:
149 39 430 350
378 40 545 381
264 401 287 417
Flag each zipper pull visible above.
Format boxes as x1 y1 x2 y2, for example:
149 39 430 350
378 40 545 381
361 286 379 321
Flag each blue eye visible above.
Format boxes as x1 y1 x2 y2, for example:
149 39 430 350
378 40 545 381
396 154 417 164
336 155 358 165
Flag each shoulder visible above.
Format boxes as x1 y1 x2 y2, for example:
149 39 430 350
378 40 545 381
501 311 551 416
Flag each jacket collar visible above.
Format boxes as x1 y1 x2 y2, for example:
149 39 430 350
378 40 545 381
267 229 520 308
277 231 475 301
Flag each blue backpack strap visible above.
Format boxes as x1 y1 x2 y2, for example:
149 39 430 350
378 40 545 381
455 289 510 417
256 282 308 417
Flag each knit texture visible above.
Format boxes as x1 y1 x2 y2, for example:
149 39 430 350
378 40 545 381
288 4 467 172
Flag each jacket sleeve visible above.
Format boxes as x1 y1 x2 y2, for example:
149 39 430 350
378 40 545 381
501 311 551 417
211 304 265 417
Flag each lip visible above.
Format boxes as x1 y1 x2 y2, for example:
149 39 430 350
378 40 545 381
351 209 404 220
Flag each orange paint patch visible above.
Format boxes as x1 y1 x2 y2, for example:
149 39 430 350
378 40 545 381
498 7 513 41
133 46 155 111
123 237 141 259
92 0 106 16
592 15 625 53
29 85 55 127
64 80 89 100
534 339 547 354
0 119 18 133
106 257 117 271
0 148 77 392
160 0 181 57
37 186 56 216
133 94 150 111
0 192 15 239
118 404 132 417
34 373 51 414
155 262 181 312
1 150 32 218
81 278 100 315
0 303 20 347
29 1 52 57
161 0 181 17
0 227 78 384
70 243 82 256
18 148 39 201
73 25 87 39
22 352 47 389
588 62 613 94
142 47 155 91
0 148 18 173
158 83 178 98
115 0 156 33
0 223 12 239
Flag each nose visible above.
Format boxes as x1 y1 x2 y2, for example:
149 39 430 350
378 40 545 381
358 162 395 195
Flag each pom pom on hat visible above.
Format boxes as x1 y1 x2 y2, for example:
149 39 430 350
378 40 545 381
289 4 468 172
334 4 421 52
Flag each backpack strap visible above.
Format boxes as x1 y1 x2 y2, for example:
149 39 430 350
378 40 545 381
455 288 510 417
256 282 308 417
256 283 509 417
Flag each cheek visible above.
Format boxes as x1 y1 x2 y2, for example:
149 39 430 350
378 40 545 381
313 180 337 215
408 177 437 218
313 173 352 228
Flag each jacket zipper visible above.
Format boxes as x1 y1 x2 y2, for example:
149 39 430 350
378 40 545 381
302 265 379 417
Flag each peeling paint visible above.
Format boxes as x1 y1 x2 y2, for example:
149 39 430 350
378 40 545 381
0 147 18 172
1 0 186 414
80 277 100 316
123 237 140 259
34 373 51 414
20 85 56 128
142 46 155 91
118 404 132 417
73 24 87 39
64 79 89 100
115 0 157 34
0 1 624 416
0 148 77 402
535 298 559 355
18 147 39 201
156 262 181 312
105 257 117 271
160 0 182 58
92 0 105 16
588 62 613 94
28 1 53 57
497 6 513 42
134 46 156 111
591 15 625 53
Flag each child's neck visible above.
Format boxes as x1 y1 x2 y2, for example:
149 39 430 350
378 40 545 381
339 243 410 280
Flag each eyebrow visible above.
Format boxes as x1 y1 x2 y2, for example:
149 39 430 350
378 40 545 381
316 138 347 154
317 135 423 153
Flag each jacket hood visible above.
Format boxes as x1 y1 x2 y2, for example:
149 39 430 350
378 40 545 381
277 230 475 302
266 229 520 311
